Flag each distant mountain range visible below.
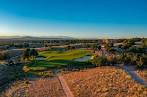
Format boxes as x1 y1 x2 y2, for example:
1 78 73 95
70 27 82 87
0 36 74 40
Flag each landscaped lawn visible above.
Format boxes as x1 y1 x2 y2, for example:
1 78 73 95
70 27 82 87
27 49 92 71
39 49 91 60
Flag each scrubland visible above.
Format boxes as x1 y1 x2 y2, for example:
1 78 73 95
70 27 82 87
62 66 147 97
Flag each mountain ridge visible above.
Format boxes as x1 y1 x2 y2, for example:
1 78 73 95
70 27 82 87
0 36 74 40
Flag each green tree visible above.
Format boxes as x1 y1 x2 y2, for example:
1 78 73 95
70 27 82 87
23 48 31 61
67 45 71 50
118 53 128 64
130 54 138 65
97 45 101 50
136 56 145 69
30 49 38 60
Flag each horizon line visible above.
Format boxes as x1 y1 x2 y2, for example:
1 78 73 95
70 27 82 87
0 35 146 39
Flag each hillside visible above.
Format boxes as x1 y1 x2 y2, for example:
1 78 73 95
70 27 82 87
62 67 147 97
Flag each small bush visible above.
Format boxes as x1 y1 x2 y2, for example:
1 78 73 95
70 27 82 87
38 71 54 78
92 56 107 67
24 80 30 85
23 66 30 72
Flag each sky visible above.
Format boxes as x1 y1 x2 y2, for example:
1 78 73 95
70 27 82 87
0 0 147 38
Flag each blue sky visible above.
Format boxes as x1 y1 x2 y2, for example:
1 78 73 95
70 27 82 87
0 0 147 38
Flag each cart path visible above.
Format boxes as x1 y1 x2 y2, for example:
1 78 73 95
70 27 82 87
115 64 147 88
58 75 74 97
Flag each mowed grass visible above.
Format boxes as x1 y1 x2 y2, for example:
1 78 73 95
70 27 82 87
27 49 91 71
39 49 91 60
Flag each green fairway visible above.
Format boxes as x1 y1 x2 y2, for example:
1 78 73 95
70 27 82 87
39 49 91 60
27 49 92 71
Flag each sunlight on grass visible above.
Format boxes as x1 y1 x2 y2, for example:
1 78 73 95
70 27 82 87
39 49 91 60
27 49 91 71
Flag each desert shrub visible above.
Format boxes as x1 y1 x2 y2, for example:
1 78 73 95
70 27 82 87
0 52 9 60
129 54 147 69
136 56 146 69
107 47 116 53
122 44 131 49
23 66 30 72
124 55 132 64
92 56 107 66
143 55 147 65
23 48 38 61
117 53 126 64
128 47 145 53
38 71 54 78
130 54 138 65
117 53 132 64
24 80 30 85
107 55 117 64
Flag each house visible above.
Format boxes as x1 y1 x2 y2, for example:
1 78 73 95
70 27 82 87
133 41 142 47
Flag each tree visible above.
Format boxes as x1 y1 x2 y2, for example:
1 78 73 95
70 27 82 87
141 39 147 48
92 56 107 67
136 56 145 69
67 45 71 50
107 55 117 64
8 60 14 66
122 39 132 49
23 43 29 48
109 43 114 47
104 43 113 52
91 44 97 50
107 47 115 53
118 53 128 64
30 49 38 60
123 53 134 64
23 48 31 61
128 39 135 45
130 54 138 65
124 55 131 64
97 45 101 50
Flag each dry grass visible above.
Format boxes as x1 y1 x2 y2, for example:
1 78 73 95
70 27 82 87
62 66 147 97
27 78 66 97
1 78 66 97
0 80 29 97
0 65 24 92
136 70 147 82
2 67 147 97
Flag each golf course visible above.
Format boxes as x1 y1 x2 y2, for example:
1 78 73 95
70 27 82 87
26 49 92 72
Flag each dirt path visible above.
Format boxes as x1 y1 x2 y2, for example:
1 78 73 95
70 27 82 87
115 64 147 88
58 75 74 97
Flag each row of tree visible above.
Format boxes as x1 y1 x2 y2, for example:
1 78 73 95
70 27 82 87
92 53 147 69
23 48 38 61
116 53 147 68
